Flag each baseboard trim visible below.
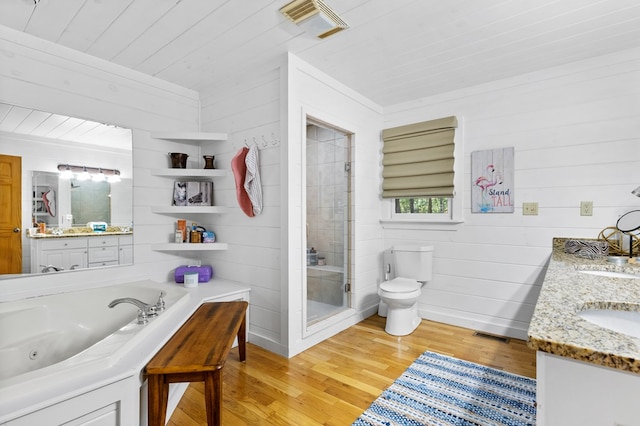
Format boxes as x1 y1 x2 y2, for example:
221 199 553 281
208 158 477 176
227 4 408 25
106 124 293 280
418 309 529 340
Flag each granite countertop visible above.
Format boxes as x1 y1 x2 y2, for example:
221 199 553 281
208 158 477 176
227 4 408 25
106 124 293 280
527 238 640 374
28 227 133 239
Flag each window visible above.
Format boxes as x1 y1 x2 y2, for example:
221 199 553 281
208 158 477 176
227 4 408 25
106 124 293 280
395 197 449 214
381 116 463 227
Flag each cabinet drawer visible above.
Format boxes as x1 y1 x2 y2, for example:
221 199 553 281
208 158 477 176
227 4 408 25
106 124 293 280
88 246 119 263
88 236 119 248
40 238 87 251
88 260 119 268
118 235 133 245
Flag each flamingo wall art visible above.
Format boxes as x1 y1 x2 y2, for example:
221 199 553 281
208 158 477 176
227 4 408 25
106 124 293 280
471 147 514 213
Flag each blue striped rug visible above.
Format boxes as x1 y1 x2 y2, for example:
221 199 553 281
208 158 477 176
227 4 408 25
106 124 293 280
353 351 536 426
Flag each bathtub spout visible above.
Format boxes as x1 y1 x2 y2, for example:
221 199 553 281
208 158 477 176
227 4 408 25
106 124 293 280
108 297 149 310
108 298 157 324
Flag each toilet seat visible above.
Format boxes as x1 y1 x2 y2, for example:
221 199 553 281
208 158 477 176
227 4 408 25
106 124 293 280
379 278 420 293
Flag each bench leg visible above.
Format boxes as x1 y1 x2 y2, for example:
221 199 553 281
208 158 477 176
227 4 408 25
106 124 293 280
238 315 247 362
148 374 169 426
204 370 223 426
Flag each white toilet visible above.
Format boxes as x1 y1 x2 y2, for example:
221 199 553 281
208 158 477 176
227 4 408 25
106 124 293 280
378 245 433 336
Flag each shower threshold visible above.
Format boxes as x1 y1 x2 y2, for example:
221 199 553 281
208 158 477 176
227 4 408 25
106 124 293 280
307 300 347 325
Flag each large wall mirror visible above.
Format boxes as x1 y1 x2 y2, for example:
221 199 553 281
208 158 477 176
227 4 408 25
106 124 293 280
0 102 133 278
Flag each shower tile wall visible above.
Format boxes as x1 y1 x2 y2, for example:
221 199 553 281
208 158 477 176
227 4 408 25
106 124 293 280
306 124 348 306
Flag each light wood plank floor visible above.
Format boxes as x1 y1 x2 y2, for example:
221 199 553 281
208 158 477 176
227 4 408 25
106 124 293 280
168 315 536 425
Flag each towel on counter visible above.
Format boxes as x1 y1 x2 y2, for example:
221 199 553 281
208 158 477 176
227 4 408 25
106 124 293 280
231 147 254 217
244 145 263 216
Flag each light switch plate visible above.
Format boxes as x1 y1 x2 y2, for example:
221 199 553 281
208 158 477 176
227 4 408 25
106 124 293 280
523 202 538 215
580 201 593 216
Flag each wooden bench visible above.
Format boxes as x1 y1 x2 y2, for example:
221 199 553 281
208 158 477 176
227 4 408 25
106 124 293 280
145 301 248 426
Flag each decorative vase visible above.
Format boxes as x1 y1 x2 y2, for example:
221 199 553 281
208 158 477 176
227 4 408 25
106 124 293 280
169 152 188 169
203 155 215 169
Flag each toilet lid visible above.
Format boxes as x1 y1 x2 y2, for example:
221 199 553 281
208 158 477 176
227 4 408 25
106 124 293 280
380 278 421 293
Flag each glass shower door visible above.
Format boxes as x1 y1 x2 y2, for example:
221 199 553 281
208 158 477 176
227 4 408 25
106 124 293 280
305 122 351 325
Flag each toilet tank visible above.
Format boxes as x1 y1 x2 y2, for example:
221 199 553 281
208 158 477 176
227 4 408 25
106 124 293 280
393 245 433 282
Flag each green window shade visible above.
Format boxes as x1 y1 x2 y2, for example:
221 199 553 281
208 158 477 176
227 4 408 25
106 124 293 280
382 116 457 198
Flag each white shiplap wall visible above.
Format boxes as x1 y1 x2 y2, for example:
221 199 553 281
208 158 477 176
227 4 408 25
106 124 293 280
197 66 284 353
196 54 386 356
0 27 200 299
382 47 640 339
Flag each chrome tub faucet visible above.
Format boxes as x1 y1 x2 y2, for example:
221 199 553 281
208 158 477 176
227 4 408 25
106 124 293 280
40 265 64 273
108 291 166 324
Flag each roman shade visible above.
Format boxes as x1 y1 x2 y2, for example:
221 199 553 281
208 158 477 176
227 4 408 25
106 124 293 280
382 116 457 198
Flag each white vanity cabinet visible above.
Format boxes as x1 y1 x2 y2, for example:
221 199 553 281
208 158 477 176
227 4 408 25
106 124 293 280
118 235 133 264
536 352 638 425
30 235 133 273
31 238 88 272
149 132 229 253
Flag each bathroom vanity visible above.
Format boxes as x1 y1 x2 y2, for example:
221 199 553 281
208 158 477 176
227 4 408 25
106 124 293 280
29 232 133 273
528 238 640 425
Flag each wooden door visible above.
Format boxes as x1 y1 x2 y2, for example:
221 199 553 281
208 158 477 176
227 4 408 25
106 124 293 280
0 154 22 274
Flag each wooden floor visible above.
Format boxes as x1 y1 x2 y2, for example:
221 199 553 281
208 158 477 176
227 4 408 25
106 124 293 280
168 315 536 426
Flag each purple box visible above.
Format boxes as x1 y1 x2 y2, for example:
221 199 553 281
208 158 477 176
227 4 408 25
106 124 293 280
174 265 213 283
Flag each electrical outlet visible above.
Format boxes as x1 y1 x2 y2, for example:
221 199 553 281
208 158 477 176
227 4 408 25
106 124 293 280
523 202 538 216
580 201 593 216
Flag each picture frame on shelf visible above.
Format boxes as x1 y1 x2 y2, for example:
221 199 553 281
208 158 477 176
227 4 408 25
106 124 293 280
173 181 213 206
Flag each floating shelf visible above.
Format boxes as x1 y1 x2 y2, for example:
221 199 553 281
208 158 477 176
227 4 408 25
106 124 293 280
151 169 228 178
151 132 227 143
151 243 228 252
151 206 226 214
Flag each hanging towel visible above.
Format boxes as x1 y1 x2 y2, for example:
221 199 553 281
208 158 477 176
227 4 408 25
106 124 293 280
43 189 56 217
244 145 263 215
231 147 254 217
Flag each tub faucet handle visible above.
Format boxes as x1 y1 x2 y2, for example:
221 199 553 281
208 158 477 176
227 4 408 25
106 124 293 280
155 291 166 312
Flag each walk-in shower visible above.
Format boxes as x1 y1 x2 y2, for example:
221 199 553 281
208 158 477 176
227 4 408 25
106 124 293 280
305 121 351 325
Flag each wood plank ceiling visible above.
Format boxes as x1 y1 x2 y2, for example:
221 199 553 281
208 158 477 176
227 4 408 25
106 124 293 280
1 0 639 108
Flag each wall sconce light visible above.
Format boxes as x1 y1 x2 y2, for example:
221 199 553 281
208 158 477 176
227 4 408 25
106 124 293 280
92 168 106 182
77 166 91 181
107 171 121 183
59 164 74 179
57 164 121 183
280 0 348 39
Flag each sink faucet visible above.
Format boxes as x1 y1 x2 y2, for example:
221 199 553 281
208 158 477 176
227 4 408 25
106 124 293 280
108 291 166 324
40 265 64 273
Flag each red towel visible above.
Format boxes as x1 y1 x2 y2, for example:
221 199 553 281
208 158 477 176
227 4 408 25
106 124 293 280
231 147 254 217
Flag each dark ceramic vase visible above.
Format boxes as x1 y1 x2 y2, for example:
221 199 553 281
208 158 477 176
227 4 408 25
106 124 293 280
203 155 215 169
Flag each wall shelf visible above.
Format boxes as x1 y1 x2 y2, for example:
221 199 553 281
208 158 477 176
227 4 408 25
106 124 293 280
150 132 227 143
151 131 229 255
151 206 226 214
152 243 228 252
151 169 228 178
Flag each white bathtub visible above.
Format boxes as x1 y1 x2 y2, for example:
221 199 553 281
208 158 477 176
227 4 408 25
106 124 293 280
0 281 188 383
0 279 249 425
0 283 187 382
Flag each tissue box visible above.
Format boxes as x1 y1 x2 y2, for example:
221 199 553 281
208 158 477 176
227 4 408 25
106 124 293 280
174 265 213 283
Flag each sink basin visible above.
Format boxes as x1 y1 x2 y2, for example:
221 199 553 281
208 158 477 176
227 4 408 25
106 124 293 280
578 270 640 279
578 309 640 339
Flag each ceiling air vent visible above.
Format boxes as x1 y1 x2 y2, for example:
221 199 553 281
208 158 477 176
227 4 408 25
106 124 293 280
280 0 349 39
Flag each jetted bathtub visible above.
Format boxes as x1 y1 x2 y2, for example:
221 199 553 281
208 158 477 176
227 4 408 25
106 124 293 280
0 280 190 424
